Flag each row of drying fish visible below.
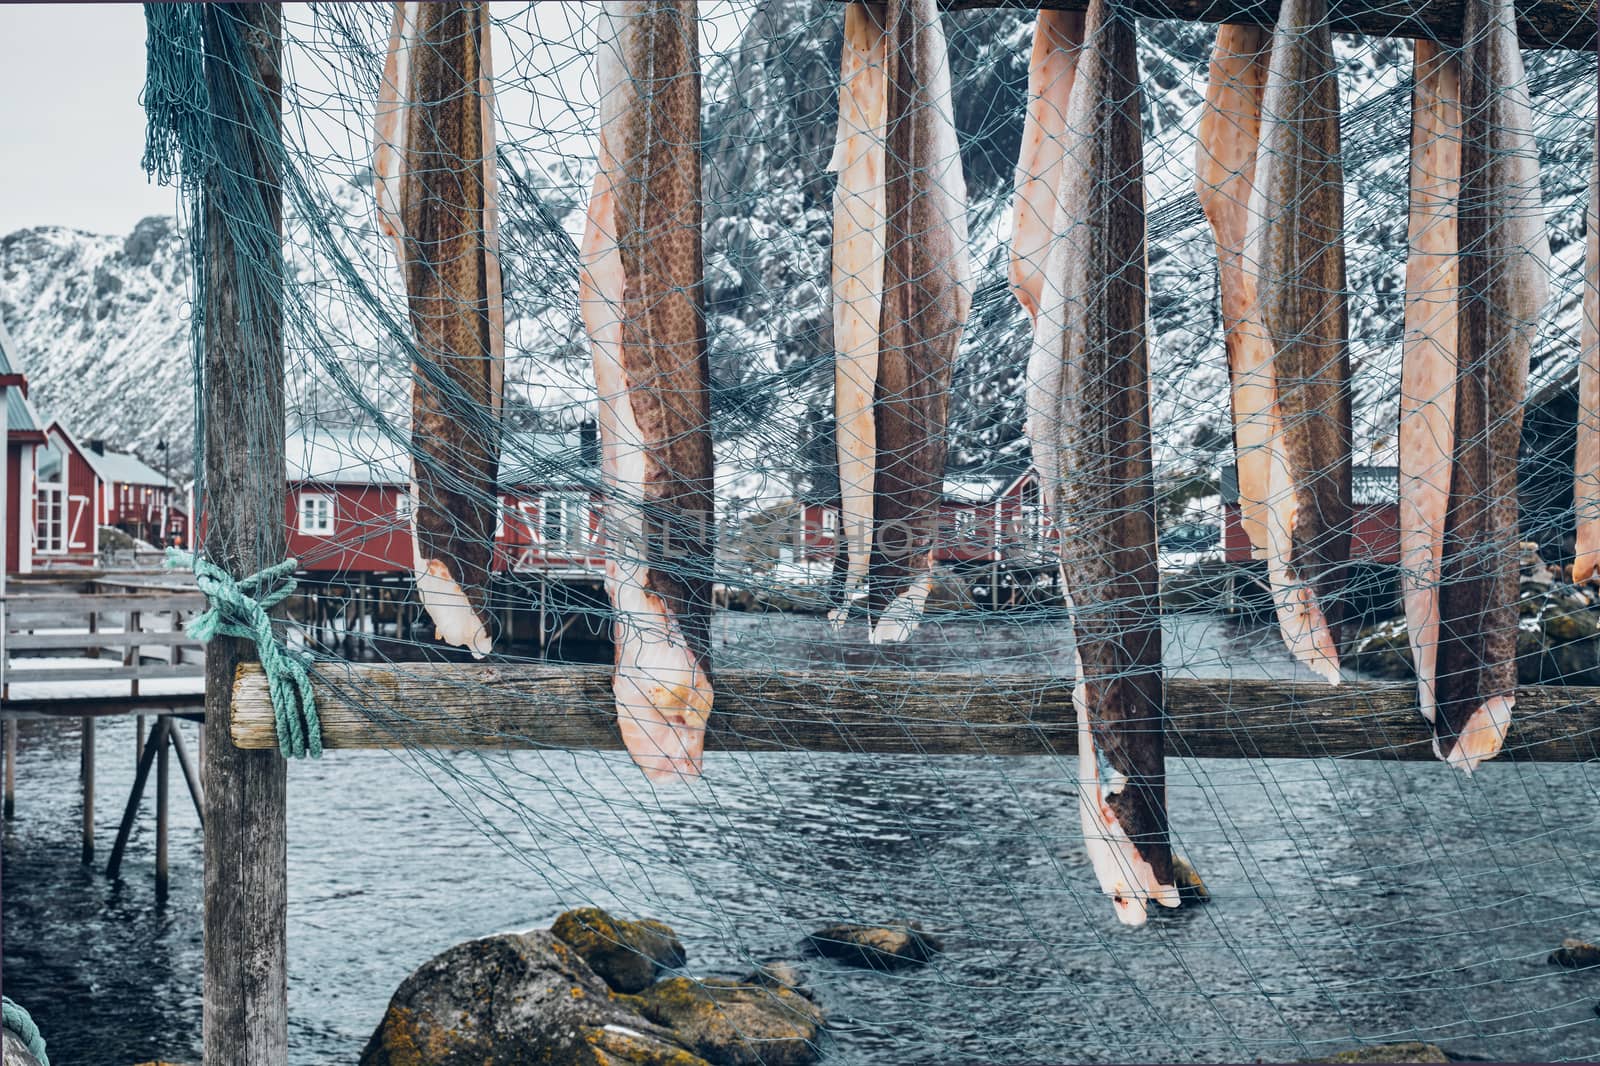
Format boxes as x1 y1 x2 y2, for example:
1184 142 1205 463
370 0 1580 915
1192 0 1550 784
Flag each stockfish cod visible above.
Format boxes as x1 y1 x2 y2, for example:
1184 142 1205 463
1246 0 1352 685
1399 39 1461 733
373 1 505 659
863 0 971 644
1434 0 1549 771
580 1 715 781
1039 0 1178 926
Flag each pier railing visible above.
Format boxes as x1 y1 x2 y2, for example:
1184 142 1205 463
1 588 208 699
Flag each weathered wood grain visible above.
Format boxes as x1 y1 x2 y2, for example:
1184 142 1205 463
877 0 1600 48
230 663 1600 762
200 5 289 1065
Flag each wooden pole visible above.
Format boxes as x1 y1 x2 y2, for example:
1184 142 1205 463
199 5 289 1063
231 662 1600 762
3 718 14 820
81 716 95 864
106 716 162 881
157 716 170 900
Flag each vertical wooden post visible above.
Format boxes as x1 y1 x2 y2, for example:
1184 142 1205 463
3 718 14 820
81 716 95 863
157 717 170 900
199 5 288 1063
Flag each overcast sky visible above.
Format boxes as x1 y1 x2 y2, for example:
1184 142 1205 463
0 4 178 237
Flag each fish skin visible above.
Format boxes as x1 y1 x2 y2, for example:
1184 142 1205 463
1195 24 1274 561
829 2 889 630
1398 40 1461 729
582 1 714 781
1573 125 1600 584
869 0 971 643
1245 0 1351 685
374 2 504 659
1045 0 1177 925
1009 9 1085 326
1436 0 1550 772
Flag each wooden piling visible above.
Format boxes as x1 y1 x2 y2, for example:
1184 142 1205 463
157 717 170 899
81 716 95 863
199 4 289 1062
4 718 15 820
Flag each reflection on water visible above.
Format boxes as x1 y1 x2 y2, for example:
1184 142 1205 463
5 612 1600 1064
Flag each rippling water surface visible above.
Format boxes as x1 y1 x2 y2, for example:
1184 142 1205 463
5 612 1600 1064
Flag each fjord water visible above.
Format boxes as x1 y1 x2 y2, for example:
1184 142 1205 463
5 611 1600 1064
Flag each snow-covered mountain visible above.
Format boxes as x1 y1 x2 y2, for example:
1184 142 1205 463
0 216 193 471
1 4 1594 498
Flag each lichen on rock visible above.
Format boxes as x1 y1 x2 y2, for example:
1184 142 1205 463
552 907 688 994
633 975 825 1066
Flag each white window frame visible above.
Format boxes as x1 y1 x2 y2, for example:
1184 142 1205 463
820 507 838 533
34 441 68 555
298 491 335 536
539 492 589 550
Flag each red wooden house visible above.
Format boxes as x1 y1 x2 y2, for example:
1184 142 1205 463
33 421 188 566
1219 463 1400 564
284 426 603 574
1 318 47 579
796 462 1051 570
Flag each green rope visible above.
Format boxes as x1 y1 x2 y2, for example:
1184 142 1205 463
140 2 210 191
2 997 49 1066
166 548 322 759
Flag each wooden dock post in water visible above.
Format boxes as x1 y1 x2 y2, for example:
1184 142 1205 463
199 4 289 1063
81 716 95 863
3 717 13 816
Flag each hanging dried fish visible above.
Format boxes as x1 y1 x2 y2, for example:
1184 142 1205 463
828 2 889 630
1195 24 1273 560
580 1 715 780
1246 0 1351 685
373 1 505 658
1572 125 1600 584
1009 8 1085 325
1398 39 1461 735
1435 0 1550 771
1038 0 1178 926
867 0 971 643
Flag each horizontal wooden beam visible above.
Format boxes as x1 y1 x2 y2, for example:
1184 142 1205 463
926 0 1597 49
230 662 1600 761
0 696 205 720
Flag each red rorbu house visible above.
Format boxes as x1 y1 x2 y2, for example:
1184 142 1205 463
1 317 48 580
284 426 604 575
34 422 188 566
1219 463 1401 565
797 461 1052 570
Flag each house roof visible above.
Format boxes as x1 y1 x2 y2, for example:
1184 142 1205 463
1219 463 1398 507
0 316 42 436
88 447 173 489
287 427 596 489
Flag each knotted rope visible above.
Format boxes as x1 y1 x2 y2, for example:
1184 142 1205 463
166 549 322 759
2 997 49 1066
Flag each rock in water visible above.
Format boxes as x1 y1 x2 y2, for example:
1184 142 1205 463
553 907 689 994
1549 938 1600 968
357 930 698 1066
1300 1043 1450 1063
804 921 943 970
632 977 824 1066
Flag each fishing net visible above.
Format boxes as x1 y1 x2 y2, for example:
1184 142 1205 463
51 0 1600 1061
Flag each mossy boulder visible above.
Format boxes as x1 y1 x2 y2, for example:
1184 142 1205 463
357 929 699 1066
554 907 688 994
632 975 824 1066
804 921 943 970
1299 1042 1449 1063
